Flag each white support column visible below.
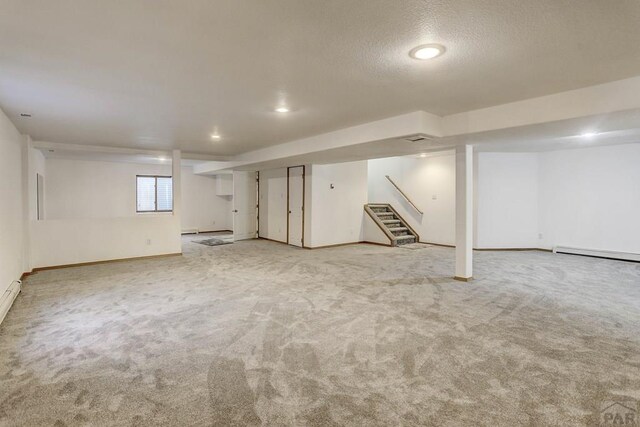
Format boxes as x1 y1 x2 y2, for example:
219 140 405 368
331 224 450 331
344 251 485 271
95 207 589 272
172 150 182 242
455 144 473 281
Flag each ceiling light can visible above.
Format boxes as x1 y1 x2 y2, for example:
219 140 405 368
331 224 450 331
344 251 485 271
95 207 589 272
409 44 445 60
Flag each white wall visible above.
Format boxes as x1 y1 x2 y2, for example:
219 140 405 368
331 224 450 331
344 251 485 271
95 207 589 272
368 153 456 245
30 216 181 268
538 143 640 253
475 153 539 248
0 107 26 294
369 145 640 254
29 156 239 268
308 161 368 248
45 158 172 219
181 167 231 232
258 168 288 242
475 143 640 254
43 158 229 231
363 213 392 245
29 156 239 267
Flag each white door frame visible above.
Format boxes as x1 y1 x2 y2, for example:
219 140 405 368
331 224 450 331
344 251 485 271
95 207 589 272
287 165 305 247
233 171 258 241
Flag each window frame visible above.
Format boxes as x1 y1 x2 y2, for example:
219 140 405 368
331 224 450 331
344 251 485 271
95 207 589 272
136 175 173 213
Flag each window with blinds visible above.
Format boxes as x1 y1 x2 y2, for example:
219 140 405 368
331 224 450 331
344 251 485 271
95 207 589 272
136 175 173 212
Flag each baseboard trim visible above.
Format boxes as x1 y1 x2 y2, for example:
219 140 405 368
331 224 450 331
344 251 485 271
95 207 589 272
257 238 390 250
32 252 183 272
553 246 640 263
453 276 473 282
423 242 553 253
182 229 233 235
258 237 288 245
362 241 392 247
421 241 455 248
474 247 546 251
304 241 364 250
0 279 21 325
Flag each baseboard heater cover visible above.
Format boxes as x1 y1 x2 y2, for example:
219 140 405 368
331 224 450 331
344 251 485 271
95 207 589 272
553 246 640 262
0 280 21 325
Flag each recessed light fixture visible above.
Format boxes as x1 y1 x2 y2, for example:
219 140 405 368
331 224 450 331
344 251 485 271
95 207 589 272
210 133 221 141
420 153 427 158
580 131 598 139
409 44 445 60
158 156 168 162
275 106 290 113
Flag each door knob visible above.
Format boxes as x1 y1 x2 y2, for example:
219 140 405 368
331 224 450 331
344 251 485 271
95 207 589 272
232 209 238 213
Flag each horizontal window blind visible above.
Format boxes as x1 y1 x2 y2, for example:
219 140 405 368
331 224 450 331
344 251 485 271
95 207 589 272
136 175 173 212
156 177 173 211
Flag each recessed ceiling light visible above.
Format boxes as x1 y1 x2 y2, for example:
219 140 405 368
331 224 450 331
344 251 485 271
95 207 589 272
275 106 290 113
420 153 427 158
210 134 221 140
581 131 598 139
158 157 168 162
409 44 445 60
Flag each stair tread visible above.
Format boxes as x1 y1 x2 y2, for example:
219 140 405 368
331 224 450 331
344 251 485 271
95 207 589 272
395 235 416 240
367 204 417 244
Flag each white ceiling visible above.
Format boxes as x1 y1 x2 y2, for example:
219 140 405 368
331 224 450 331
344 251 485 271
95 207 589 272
2 0 640 155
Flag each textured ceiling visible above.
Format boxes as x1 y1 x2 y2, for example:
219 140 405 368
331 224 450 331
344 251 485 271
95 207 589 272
2 0 640 155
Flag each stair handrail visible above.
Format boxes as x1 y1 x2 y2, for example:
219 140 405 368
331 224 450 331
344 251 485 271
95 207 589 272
385 175 424 215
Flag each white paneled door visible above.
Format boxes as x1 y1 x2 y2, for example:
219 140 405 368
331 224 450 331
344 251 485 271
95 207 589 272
287 166 304 247
233 171 257 241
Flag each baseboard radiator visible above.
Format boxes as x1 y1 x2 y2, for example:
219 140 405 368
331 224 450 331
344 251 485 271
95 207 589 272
0 280 22 325
553 246 640 262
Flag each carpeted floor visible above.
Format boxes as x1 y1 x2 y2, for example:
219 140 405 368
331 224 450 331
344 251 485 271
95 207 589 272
1 238 639 426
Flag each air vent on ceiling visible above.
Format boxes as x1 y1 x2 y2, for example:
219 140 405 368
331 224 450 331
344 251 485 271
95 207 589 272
20 113 32 118
403 134 434 143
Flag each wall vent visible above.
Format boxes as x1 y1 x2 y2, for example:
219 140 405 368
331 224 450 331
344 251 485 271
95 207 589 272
403 134 434 143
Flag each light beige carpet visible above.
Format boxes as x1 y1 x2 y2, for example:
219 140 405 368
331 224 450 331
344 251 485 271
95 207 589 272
1 238 639 426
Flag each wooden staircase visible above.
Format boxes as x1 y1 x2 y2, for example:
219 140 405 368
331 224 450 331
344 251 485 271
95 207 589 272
364 204 419 246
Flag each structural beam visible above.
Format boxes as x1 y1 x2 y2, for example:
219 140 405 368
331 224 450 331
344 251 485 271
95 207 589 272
455 144 473 281
172 150 182 237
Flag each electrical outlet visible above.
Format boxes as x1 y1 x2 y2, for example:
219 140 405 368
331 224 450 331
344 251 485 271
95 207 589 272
146 239 151 245
432 194 437 200
538 233 543 240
